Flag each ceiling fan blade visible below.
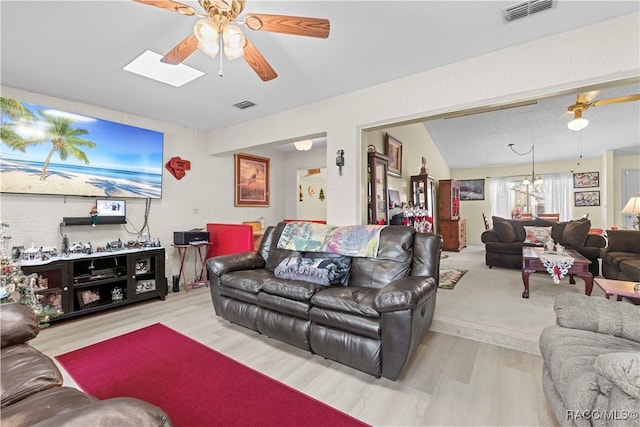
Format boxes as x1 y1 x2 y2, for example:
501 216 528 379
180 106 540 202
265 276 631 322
243 37 278 81
244 14 330 38
161 34 198 64
591 94 640 107
576 90 601 104
560 110 573 120
133 0 196 15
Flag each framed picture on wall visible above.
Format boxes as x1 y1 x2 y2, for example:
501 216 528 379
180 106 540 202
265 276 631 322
234 153 270 207
385 134 403 177
573 172 599 188
575 191 600 207
459 179 485 200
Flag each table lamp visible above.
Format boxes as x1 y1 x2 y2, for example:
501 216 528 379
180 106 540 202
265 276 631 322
621 196 640 230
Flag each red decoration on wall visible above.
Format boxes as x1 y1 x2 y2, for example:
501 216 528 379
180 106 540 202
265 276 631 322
165 157 191 180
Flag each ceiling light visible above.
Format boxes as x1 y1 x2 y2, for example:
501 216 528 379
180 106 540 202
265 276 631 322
294 140 313 151
223 25 246 60
567 110 589 131
123 50 204 87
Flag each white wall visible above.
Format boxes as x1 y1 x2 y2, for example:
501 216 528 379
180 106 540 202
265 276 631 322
206 13 640 226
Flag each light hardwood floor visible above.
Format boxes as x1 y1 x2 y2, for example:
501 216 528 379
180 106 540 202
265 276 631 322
32 284 559 427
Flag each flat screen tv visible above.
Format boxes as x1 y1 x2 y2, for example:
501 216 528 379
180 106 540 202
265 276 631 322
96 199 126 217
0 97 163 198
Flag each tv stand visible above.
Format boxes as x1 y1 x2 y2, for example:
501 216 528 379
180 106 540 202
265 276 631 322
21 248 167 323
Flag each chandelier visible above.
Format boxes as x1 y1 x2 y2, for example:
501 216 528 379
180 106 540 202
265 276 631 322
508 143 543 191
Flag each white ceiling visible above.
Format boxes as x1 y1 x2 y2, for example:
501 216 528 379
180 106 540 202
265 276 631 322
1 1 639 169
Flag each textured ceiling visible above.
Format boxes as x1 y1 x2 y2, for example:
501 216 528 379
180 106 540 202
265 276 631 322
1 1 639 168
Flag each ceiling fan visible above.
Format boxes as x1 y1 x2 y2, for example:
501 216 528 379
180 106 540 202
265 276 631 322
133 0 330 81
561 89 640 131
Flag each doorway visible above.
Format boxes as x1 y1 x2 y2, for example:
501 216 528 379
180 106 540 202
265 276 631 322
296 168 327 221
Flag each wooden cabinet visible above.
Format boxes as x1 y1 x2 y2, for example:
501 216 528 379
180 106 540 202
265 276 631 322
21 248 167 323
438 179 460 220
410 173 436 215
438 179 465 251
368 152 389 225
439 218 467 251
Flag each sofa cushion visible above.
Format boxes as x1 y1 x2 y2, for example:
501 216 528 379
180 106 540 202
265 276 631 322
220 269 275 294
562 218 590 247
539 325 640 419
606 229 640 253
551 222 568 244
524 226 551 245
311 286 380 318
494 221 517 243
619 259 640 281
262 278 322 302
273 255 351 286
0 344 62 407
309 307 381 339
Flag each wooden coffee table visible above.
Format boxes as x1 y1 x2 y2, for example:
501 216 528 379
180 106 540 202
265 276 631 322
521 247 593 298
594 278 640 301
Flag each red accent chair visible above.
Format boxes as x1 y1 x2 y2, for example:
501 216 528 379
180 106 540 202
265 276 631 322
206 223 255 259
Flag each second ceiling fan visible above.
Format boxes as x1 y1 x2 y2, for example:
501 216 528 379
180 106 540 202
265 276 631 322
561 89 640 131
134 0 330 81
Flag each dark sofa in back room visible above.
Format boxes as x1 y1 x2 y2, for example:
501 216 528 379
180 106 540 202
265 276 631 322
481 216 606 276
601 229 640 281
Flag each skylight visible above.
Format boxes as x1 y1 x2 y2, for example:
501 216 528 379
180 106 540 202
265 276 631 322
123 50 204 87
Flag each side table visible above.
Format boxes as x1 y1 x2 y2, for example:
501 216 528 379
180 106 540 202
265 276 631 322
173 242 212 292
594 278 640 301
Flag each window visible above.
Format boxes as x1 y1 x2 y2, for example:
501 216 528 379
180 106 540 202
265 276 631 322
490 173 571 220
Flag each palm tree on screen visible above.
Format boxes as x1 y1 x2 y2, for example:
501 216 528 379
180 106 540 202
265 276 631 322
0 97 36 145
4 110 96 181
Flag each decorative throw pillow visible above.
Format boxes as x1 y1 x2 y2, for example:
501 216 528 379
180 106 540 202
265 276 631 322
562 219 591 247
523 226 552 245
494 221 517 243
274 256 351 286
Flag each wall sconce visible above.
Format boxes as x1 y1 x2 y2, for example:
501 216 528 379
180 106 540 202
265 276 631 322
336 149 344 176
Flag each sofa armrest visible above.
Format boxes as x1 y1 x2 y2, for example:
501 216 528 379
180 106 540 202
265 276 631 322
481 230 499 243
594 352 640 400
1 303 39 348
374 276 437 312
584 233 606 249
206 252 265 277
32 397 172 427
554 293 640 343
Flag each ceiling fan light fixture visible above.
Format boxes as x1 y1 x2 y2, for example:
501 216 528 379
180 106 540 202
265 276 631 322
194 19 218 44
223 25 245 59
198 40 220 58
567 109 589 131
294 140 313 151
212 0 233 12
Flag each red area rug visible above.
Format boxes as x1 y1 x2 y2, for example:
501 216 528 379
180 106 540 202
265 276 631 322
55 323 368 427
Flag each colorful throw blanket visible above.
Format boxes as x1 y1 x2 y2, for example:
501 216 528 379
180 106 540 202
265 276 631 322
539 252 575 284
277 222 386 258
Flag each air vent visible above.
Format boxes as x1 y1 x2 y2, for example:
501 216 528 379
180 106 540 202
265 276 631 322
503 0 553 23
233 100 256 110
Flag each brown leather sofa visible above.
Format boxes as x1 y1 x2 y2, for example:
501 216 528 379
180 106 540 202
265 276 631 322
206 222 442 381
601 229 640 281
0 302 172 427
481 216 606 276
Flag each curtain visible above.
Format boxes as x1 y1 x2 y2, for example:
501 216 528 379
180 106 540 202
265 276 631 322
489 176 512 219
542 172 572 221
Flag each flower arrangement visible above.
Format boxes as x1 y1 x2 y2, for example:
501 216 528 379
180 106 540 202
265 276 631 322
0 224 62 327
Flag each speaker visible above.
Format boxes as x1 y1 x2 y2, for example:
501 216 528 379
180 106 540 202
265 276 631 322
172 275 180 292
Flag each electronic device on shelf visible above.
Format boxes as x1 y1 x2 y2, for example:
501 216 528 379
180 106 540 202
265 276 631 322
96 199 126 217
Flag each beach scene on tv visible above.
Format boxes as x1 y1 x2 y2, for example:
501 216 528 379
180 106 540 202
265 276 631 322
0 97 163 199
